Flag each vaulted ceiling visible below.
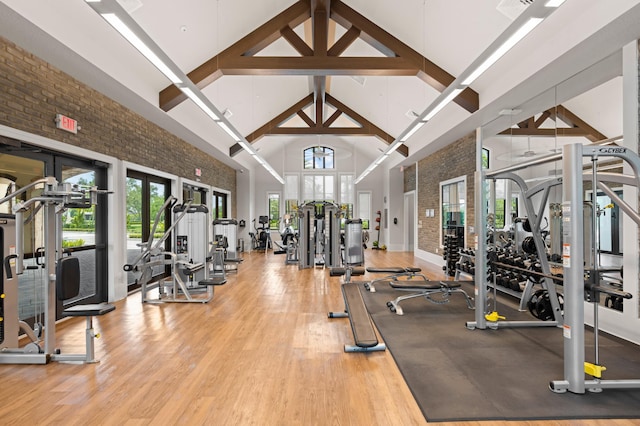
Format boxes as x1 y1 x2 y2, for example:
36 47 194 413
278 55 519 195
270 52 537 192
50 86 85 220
1 0 640 178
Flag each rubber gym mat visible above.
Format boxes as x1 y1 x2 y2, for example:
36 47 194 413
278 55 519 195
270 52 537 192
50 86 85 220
360 281 640 422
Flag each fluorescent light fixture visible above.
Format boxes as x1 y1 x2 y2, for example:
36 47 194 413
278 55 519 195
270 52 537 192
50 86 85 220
180 87 220 121
386 142 401 154
400 121 425 142
101 13 182 84
461 17 543 86
424 88 464 121
217 121 241 142
545 0 566 7
85 0 101 2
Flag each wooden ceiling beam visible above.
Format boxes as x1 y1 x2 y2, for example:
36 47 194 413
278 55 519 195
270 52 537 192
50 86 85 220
210 56 419 75
245 94 314 143
327 26 360 56
323 109 343 127
280 26 314 56
499 128 596 137
314 75 326 125
297 110 316 127
235 92 408 157
555 105 607 142
498 105 607 143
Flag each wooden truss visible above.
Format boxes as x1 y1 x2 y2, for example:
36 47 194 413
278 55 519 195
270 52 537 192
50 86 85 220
229 92 408 157
159 0 481 156
499 105 607 142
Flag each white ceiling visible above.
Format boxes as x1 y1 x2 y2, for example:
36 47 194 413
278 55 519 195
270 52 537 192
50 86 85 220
1 0 640 178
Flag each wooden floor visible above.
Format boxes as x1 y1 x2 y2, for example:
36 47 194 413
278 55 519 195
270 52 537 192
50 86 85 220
0 250 637 425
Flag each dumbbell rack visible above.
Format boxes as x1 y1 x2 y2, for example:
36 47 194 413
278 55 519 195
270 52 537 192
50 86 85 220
442 234 462 276
454 248 539 301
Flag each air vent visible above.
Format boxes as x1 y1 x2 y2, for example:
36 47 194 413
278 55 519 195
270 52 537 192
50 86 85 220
405 110 419 119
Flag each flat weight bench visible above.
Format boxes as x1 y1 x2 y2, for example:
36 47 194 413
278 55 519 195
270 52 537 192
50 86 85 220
54 256 116 363
387 280 475 316
364 267 427 292
328 267 385 353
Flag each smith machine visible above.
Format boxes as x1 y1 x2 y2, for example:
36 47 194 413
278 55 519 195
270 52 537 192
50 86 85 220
471 142 640 394
0 177 114 364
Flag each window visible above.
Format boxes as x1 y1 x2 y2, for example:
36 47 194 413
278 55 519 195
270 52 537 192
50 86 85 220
213 191 228 219
304 146 334 169
440 177 466 246
303 174 334 202
340 174 354 219
284 174 299 229
357 191 372 230
268 192 280 230
482 148 490 169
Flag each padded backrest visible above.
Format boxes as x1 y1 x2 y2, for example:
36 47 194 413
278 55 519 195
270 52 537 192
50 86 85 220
56 256 81 301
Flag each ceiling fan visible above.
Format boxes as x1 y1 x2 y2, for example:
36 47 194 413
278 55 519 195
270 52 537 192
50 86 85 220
495 137 558 161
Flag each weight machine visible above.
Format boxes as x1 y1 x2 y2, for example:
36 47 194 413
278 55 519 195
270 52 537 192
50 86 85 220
0 177 114 364
549 143 639 394
213 218 243 272
343 219 364 267
297 201 342 269
125 197 225 304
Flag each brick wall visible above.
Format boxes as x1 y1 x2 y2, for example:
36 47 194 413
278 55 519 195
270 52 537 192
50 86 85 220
0 37 236 214
417 133 476 253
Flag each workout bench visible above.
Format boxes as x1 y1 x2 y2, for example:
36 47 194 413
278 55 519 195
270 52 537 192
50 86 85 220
364 266 428 292
54 256 115 363
386 279 475 315
328 267 386 353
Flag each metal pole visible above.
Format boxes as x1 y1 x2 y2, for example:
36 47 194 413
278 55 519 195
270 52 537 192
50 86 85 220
561 143 586 394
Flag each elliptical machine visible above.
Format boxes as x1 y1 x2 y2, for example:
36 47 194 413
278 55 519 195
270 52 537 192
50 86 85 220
249 215 271 252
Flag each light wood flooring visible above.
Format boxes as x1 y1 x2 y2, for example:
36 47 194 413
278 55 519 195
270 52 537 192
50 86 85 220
0 250 637 425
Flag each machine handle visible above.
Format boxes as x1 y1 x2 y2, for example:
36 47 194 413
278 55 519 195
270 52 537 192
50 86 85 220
35 247 45 266
4 254 17 279
123 264 134 272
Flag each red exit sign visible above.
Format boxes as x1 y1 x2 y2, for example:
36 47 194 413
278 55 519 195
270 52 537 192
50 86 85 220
55 114 78 134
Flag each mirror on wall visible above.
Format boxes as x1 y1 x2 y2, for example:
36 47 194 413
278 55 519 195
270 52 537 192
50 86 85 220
479 53 624 312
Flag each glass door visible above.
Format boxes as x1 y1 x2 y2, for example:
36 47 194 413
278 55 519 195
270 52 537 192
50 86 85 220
56 157 108 306
126 170 171 291
0 139 108 325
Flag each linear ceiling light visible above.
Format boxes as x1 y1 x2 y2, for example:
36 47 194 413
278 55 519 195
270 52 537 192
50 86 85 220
101 13 182 85
423 88 465 121
217 121 241 142
400 122 425 142
461 17 543 86
180 87 220 121
545 0 566 7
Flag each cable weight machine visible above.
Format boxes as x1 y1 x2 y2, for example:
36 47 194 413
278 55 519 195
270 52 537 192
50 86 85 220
549 143 639 394
0 177 113 364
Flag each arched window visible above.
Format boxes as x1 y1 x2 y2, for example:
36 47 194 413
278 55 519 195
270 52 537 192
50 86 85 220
303 146 334 169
